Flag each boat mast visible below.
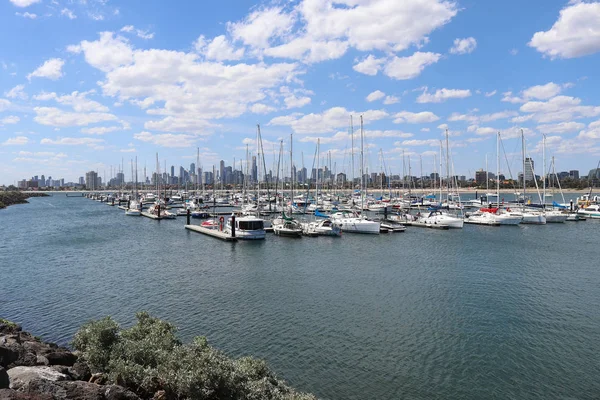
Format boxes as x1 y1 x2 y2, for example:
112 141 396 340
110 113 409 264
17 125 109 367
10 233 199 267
290 133 294 207
496 132 500 205
350 116 355 196
445 129 450 202
543 134 546 208
316 138 320 207
360 115 364 213
522 129 526 206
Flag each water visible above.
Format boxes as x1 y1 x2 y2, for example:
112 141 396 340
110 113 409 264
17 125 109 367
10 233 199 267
1 195 599 399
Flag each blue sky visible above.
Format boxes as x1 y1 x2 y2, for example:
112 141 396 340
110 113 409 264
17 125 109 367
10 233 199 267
2 0 600 185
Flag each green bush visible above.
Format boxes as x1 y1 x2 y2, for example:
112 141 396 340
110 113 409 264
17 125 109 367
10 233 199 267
72 312 316 400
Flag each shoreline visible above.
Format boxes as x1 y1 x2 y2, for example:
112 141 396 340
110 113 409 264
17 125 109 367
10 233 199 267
0 192 49 210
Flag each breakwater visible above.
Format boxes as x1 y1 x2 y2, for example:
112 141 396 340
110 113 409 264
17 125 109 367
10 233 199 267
0 192 49 209
0 315 315 400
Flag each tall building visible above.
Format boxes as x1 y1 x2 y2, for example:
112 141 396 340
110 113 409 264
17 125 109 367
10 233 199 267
40 175 46 187
524 157 535 182
251 156 257 183
79 177 85 185
475 169 488 185
85 171 99 189
219 160 225 183
569 170 579 180
190 163 195 175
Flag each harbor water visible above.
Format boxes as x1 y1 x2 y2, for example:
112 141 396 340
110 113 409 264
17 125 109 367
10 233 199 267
1 195 599 399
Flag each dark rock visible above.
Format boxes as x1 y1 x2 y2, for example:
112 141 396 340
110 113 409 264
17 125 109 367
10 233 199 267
0 324 21 335
0 388 53 400
0 367 9 389
7 366 68 390
0 347 19 369
22 342 51 357
34 357 47 367
104 385 140 400
25 379 104 400
68 362 91 382
45 352 77 367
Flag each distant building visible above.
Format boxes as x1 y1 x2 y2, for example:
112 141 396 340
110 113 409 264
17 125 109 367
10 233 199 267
85 171 100 190
475 169 488 185
524 157 535 182
569 170 579 180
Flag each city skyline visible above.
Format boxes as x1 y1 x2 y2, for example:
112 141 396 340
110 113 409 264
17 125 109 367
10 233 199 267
2 0 600 185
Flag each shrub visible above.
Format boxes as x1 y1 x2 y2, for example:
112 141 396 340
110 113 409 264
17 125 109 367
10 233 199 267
72 312 316 400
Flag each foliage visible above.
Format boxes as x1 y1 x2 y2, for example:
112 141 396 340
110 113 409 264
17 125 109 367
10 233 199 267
72 312 316 400
0 318 18 328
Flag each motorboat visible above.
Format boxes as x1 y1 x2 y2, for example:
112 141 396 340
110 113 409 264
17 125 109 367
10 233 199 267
330 210 380 234
225 215 266 240
417 210 464 228
301 219 342 237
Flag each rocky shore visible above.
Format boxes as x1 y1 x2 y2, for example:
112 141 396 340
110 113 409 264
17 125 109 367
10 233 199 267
0 192 49 210
1 315 315 400
0 319 139 400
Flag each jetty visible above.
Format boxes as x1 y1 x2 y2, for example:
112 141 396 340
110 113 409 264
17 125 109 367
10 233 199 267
185 224 237 241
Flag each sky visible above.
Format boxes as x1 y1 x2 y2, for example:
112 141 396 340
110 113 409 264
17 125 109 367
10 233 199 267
1 0 600 185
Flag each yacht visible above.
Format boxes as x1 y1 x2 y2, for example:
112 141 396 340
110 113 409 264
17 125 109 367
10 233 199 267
225 215 266 240
417 210 464 228
330 210 380 234
301 219 342 237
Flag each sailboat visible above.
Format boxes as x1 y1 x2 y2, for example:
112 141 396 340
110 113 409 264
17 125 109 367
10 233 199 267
540 136 567 223
518 130 546 224
330 115 380 234
126 157 141 216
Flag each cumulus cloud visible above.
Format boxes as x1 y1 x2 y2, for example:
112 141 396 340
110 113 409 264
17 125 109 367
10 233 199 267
353 55 385 76
449 37 477 54
537 121 585 134
1 116 20 125
5 84 27 100
520 95 600 123
383 96 399 105
416 88 471 103
9 0 40 7
34 107 117 127
300 129 413 144
366 90 386 102
27 58 65 81
2 136 29 145
529 2 600 59
393 111 439 124
134 131 198 148
196 35 245 61
269 107 388 134
61 8 77 19
383 52 441 80
250 103 277 114
41 137 104 148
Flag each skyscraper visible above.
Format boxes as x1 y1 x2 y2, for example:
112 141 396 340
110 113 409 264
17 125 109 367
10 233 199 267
524 157 535 182
85 171 99 190
219 160 225 183
251 156 257 183
190 163 195 174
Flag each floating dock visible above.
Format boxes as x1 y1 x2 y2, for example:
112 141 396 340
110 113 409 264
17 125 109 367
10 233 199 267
184 225 237 241
141 212 174 220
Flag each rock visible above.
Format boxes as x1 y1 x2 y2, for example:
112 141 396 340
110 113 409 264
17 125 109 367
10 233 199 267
7 367 68 390
153 390 167 400
0 323 21 335
22 342 51 357
25 379 104 400
0 388 53 399
89 373 107 385
0 367 9 389
68 362 91 382
104 385 140 400
0 347 19 369
45 352 77 367
34 357 47 367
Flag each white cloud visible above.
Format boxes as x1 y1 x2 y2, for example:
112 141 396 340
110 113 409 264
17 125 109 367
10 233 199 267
120 148 136 153
501 91 524 104
383 52 441 80
41 137 104 148
34 107 117 127
300 129 412 144
383 96 399 105
61 8 77 19
250 103 276 114
1 116 20 124
417 88 471 103
34 91 109 113
15 12 37 18
522 82 563 100
0 99 11 112
81 126 124 135
67 32 133 73
5 84 27 100
529 2 600 59
353 55 385 76
366 90 386 102
27 58 65 81
520 95 600 123
196 35 244 61
284 94 311 109
400 139 439 147
449 37 477 54
68 32 303 131
484 90 497 97
537 121 585 134
2 136 29 145
510 48 519 56
134 131 198 148
228 6 295 48
393 111 439 124
269 107 388 134
121 25 155 40
9 0 40 7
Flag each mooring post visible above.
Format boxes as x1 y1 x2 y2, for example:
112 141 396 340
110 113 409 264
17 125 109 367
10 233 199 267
187 208 191 225
231 215 236 238
158 204 161 218
384 206 388 220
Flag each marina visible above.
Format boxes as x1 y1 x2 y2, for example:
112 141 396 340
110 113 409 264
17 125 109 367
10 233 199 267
1 193 599 400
